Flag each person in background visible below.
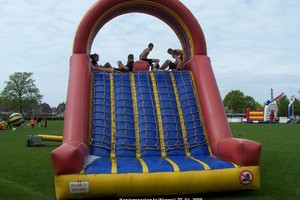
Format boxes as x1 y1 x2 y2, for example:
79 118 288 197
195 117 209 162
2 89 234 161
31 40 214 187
26 121 31 128
44 117 48 128
6 117 11 130
37 116 42 127
30 117 35 128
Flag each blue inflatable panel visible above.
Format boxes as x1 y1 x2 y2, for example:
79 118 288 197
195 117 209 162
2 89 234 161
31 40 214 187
116 157 143 173
166 156 205 171
86 71 235 175
114 73 136 157
90 72 111 157
142 157 175 172
154 72 185 157
84 155 235 174
84 157 112 174
193 155 235 169
173 71 209 156
134 72 161 157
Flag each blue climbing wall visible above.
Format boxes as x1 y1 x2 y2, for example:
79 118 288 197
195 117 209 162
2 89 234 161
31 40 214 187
85 71 235 174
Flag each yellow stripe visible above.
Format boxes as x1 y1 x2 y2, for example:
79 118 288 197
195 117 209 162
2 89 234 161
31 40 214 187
249 116 264 120
164 158 180 172
130 73 149 173
110 73 117 174
110 73 116 160
231 162 239 168
249 111 264 115
89 71 94 144
138 158 148 173
170 72 190 157
189 71 213 156
189 157 210 170
111 158 117 174
130 74 141 158
150 72 166 158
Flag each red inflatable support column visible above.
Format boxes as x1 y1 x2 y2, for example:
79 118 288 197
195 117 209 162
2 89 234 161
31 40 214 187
185 56 261 166
185 55 232 151
51 54 91 175
216 138 262 166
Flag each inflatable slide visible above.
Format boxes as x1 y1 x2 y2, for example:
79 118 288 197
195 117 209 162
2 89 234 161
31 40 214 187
51 0 262 199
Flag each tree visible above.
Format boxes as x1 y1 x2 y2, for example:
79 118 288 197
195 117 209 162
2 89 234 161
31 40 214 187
244 95 259 111
294 99 300 116
276 95 289 117
223 90 260 114
223 90 245 113
1 72 43 113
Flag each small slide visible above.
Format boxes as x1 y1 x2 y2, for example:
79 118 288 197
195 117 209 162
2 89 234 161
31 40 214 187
51 0 261 199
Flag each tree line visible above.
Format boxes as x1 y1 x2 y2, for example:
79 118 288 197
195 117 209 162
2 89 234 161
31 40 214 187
223 90 300 117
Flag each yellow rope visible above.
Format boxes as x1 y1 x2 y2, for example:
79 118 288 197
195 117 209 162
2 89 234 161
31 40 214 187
130 73 148 173
150 72 166 158
170 72 190 157
110 73 117 173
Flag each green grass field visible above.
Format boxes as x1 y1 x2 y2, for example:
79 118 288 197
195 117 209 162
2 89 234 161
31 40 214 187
0 121 299 200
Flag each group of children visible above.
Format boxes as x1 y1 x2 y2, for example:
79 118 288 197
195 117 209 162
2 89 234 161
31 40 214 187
26 117 48 129
0 116 48 130
90 43 183 72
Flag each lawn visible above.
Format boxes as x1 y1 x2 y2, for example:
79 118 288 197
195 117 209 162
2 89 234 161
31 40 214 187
0 121 63 200
0 121 299 200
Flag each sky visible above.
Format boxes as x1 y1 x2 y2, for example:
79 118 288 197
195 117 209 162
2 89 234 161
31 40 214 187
0 0 299 108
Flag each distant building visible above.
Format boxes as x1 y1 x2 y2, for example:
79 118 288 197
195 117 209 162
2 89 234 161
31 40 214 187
36 103 52 115
0 105 14 115
54 102 66 117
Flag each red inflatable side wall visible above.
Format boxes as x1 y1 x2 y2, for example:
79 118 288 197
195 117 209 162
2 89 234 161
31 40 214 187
51 54 91 175
186 56 261 166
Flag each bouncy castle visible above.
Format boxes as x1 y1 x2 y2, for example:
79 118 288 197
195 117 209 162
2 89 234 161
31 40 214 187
51 0 262 199
246 92 284 123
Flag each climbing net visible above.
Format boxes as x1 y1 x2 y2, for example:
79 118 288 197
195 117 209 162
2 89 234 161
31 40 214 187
90 71 208 157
